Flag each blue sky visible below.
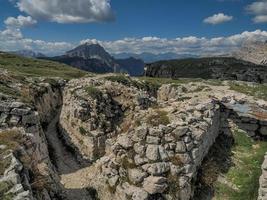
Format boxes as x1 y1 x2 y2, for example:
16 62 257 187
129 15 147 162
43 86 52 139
0 0 267 55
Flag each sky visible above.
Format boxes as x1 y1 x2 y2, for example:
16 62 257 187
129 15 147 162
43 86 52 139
0 0 267 56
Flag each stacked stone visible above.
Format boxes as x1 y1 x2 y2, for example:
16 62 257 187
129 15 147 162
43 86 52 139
0 101 38 129
96 100 221 200
0 99 61 200
221 101 267 137
0 132 34 200
258 153 267 200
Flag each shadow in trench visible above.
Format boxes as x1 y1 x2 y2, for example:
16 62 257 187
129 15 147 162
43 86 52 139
193 132 234 200
61 187 99 200
193 103 267 200
43 111 91 175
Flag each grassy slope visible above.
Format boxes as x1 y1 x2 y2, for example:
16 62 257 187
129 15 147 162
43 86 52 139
214 130 267 200
0 52 87 80
215 77 267 199
230 83 267 101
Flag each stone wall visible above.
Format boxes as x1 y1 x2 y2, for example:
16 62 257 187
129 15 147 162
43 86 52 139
58 78 225 200
92 101 221 200
220 100 267 138
0 81 64 200
258 153 267 200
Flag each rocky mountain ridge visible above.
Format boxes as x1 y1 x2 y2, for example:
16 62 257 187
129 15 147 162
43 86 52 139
233 41 267 65
144 57 267 83
113 52 198 63
45 43 145 76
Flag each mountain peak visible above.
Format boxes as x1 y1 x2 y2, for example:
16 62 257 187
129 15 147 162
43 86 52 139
66 43 114 65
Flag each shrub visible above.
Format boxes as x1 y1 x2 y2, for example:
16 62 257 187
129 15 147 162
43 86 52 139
0 181 14 200
230 83 267 101
84 86 102 99
79 126 87 135
147 110 170 126
0 130 24 152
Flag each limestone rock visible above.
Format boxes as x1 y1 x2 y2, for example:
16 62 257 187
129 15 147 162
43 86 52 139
143 176 168 194
128 168 147 184
146 145 160 161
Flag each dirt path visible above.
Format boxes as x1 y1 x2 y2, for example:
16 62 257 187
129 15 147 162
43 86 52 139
45 114 95 200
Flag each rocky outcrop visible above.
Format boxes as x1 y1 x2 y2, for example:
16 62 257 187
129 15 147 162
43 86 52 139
258 153 267 200
32 79 64 124
57 76 267 200
2 72 267 200
144 57 267 83
233 41 267 66
0 80 65 200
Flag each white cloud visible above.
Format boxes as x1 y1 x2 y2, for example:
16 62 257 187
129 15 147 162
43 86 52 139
15 0 114 24
4 15 37 28
80 30 267 56
1 27 267 57
253 15 267 23
246 1 267 23
1 28 23 39
203 13 233 25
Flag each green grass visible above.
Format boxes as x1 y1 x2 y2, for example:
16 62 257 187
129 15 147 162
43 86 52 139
0 84 20 98
214 129 267 200
0 52 86 80
146 110 170 126
0 130 25 175
79 127 87 136
0 130 24 152
84 86 102 99
139 77 202 86
229 83 267 101
105 75 146 89
105 75 133 85
0 181 14 200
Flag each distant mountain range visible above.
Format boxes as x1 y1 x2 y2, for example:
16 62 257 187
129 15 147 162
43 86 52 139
10 50 46 58
43 43 145 76
113 52 198 63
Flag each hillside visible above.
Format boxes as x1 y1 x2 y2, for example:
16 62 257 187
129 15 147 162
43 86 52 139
0 52 86 80
113 52 198 63
144 57 267 83
0 52 87 104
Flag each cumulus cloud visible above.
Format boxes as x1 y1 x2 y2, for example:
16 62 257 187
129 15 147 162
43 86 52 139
1 27 267 56
4 15 37 28
1 28 23 39
14 0 114 23
203 13 233 25
0 17 73 55
80 30 267 56
246 1 267 23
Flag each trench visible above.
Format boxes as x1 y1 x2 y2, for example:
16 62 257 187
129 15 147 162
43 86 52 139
37 83 267 200
44 110 99 200
192 103 267 200
35 85 98 200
